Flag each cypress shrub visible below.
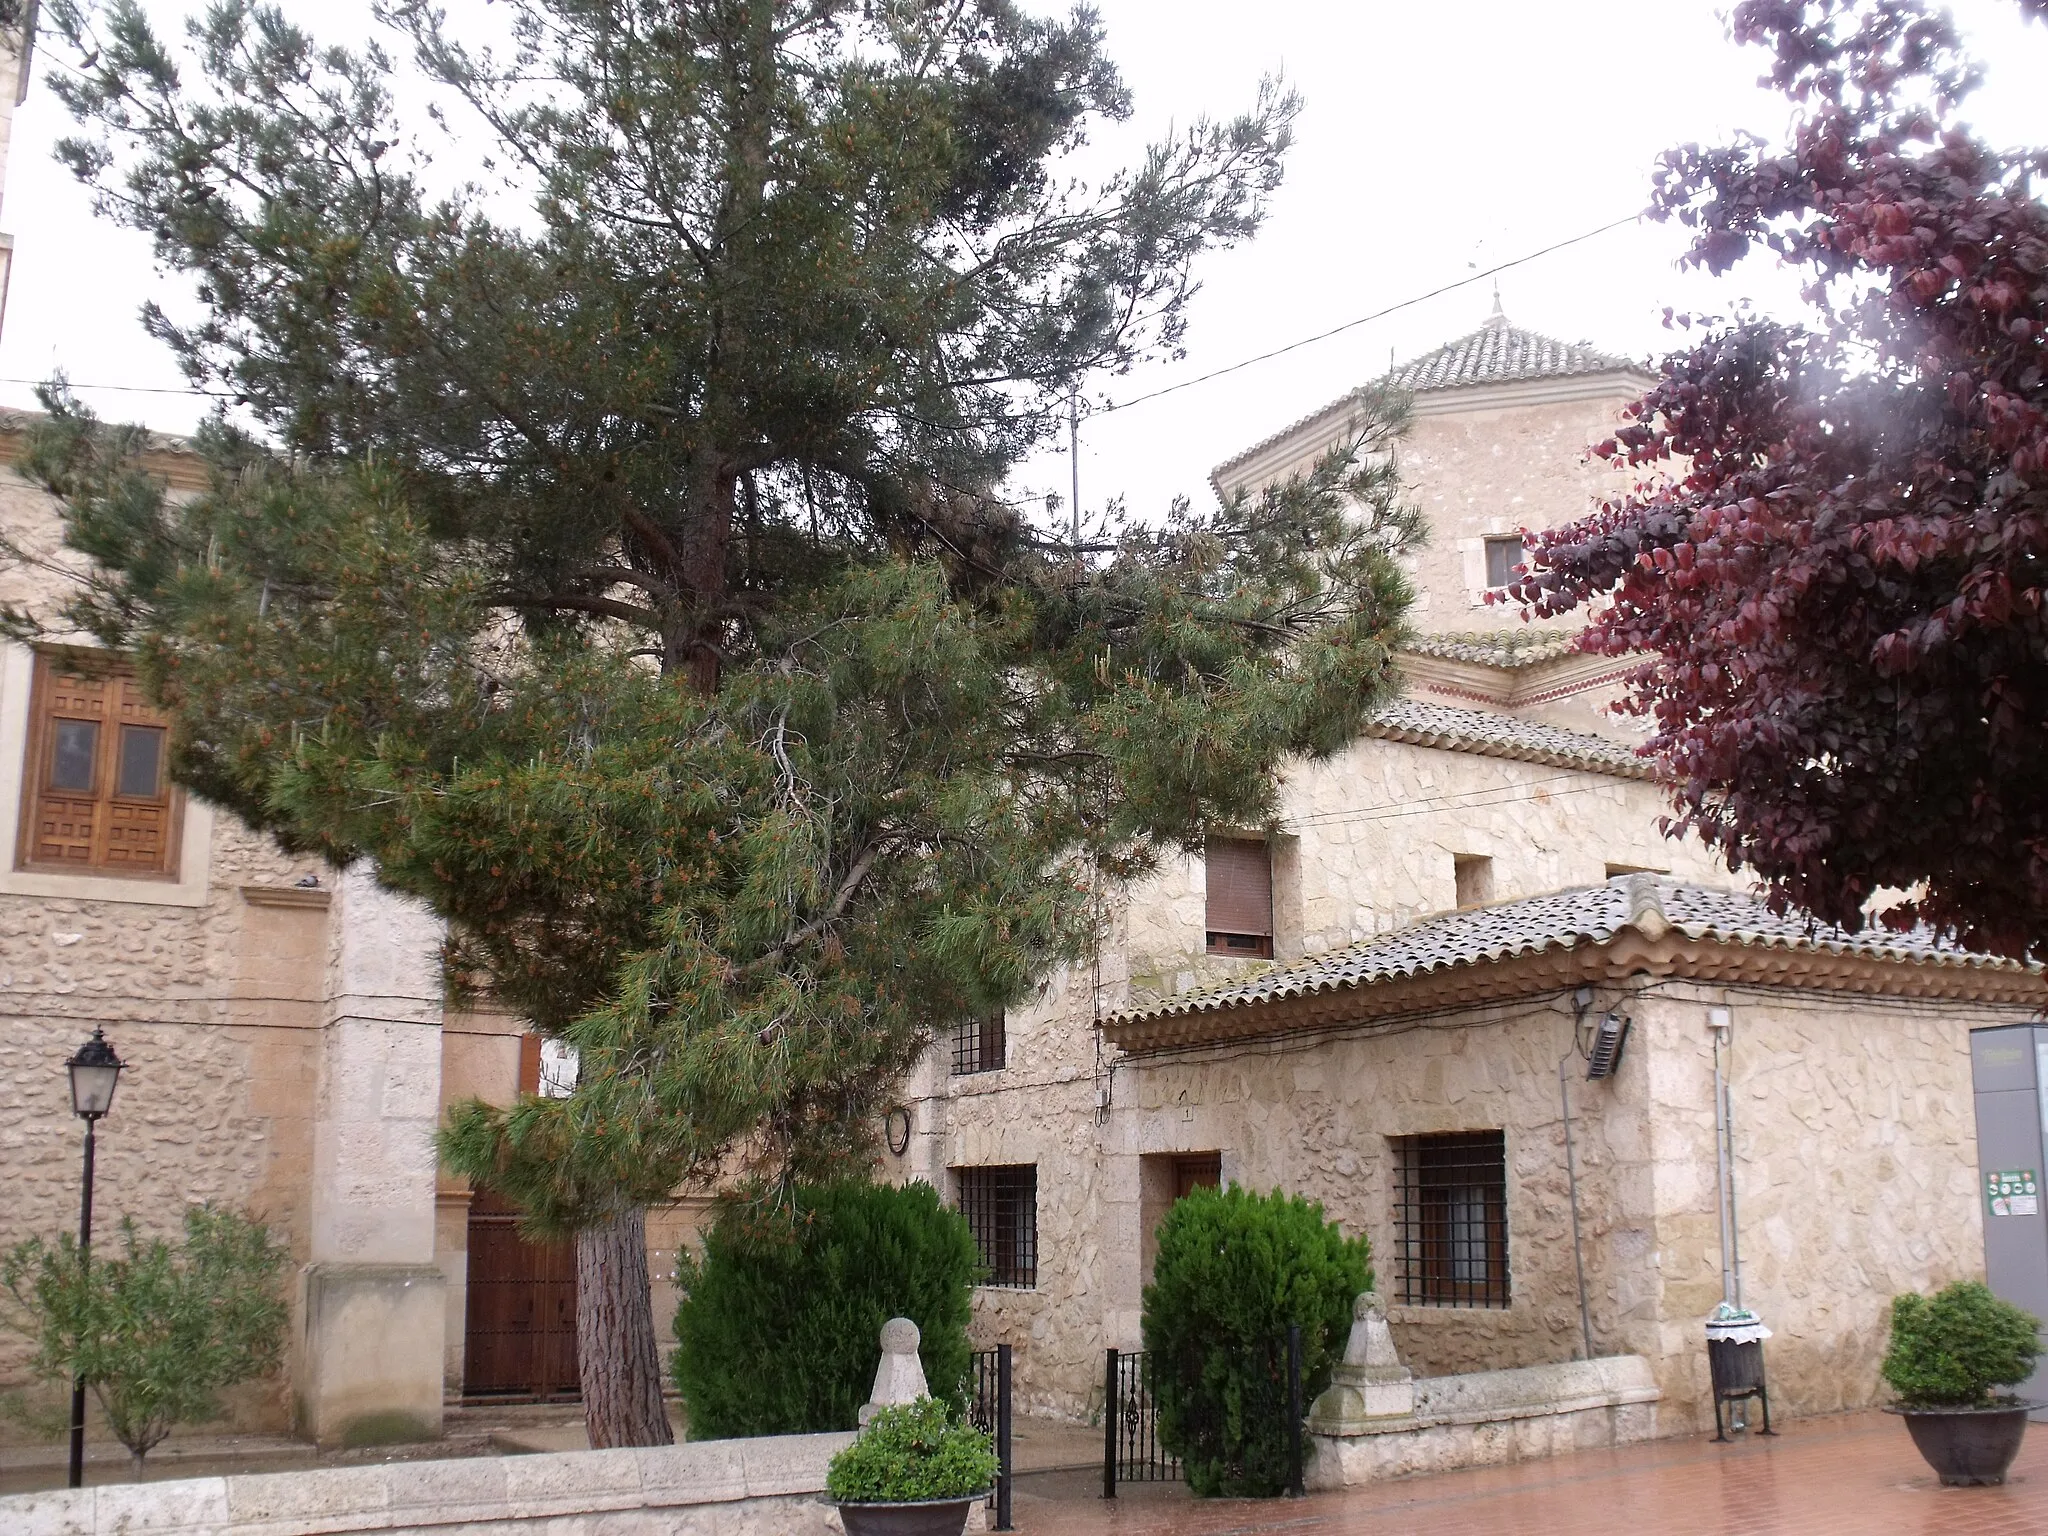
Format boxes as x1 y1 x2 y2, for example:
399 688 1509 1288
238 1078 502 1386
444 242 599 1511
1143 1183 1371 1497
672 1180 979 1438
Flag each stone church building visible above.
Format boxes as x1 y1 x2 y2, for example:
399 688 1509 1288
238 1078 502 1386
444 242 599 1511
888 307 2046 1435
0 9 2031 1446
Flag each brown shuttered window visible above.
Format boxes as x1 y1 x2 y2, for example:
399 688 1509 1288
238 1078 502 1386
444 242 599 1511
17 651 181 879
1205 836 1273 958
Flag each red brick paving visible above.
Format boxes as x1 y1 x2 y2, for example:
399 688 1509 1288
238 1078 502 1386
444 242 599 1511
1008 1412 2048 1535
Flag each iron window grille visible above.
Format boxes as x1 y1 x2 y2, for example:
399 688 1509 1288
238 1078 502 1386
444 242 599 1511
952 1012 1007 1075
957 1164 1038 1287
1391 1131 1510 1308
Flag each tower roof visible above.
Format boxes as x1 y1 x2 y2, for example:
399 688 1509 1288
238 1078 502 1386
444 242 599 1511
1385 299 1632 392
1210 301 1643 492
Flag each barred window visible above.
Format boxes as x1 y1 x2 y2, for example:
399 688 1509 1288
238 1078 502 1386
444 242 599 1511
1391 1131 1509 1308
951 1012 1006 1075
956 1164 1037 1287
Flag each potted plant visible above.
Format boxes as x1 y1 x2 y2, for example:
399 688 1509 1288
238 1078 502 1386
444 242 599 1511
826 1396 998 1536
1881 1280 2042 1485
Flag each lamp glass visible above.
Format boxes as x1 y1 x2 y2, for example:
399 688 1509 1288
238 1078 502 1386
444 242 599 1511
66 1032 124 1119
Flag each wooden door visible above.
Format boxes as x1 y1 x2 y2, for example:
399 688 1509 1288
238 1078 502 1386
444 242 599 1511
463 1188 580 1398
1173 1154 1222 1200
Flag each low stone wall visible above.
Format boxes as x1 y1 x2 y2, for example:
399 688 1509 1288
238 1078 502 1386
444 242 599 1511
0 1432 859 1536
1306 1355 1660 1490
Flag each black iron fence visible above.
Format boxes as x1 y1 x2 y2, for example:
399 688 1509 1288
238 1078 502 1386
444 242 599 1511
1101 1349 1180 1493
966 1345 1014 1530
1102 1328 1304 1499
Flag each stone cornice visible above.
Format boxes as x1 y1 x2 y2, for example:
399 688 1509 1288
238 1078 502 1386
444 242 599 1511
241 883 332 909
1399 650 1638 712
1105 927 2048 1056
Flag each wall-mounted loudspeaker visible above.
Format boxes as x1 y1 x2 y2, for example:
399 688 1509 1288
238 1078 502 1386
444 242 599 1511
1586 1012 1631 1081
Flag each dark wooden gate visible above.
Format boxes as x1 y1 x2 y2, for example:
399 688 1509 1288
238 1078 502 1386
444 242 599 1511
462 1187 580 1400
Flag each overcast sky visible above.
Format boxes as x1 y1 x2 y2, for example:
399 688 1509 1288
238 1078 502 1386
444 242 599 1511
1 0 2043 522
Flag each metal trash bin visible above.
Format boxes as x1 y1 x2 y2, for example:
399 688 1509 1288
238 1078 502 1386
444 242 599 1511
1705 1306 1777 1441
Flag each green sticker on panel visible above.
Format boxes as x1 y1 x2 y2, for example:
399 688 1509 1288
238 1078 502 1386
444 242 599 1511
1987 1169 2040 1217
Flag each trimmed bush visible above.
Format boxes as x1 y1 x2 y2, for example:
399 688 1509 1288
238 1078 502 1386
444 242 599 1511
1881 1281 2042 1407
826 1397 998 1503
672 1180 979 1438
1143 1183 1370 1497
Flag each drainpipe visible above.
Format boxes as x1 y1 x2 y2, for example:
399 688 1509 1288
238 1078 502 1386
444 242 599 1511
1560 1050 1596 1361
1561 988 1596 1361
1708 1006 1741 1307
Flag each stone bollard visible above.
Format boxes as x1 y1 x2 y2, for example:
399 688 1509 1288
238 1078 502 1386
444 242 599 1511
859 1317 931 1426
1306 1292 1415 1434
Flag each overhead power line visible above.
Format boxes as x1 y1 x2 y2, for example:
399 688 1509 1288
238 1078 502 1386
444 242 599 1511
1094 213 1644 417
0 377 231 397
0 212 1645 411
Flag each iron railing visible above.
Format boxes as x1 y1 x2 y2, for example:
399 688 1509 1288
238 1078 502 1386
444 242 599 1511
1103 1328 1303 1499
966 1345 1014 1530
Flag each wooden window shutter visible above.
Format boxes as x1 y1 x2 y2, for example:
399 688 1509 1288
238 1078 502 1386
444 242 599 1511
1205 837 1273 942
17 651 180 879
518 1033 544 1096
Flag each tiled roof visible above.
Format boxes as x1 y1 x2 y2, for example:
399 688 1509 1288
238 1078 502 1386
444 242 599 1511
1212 304 1641 487
1386 304 1632 393
1403 629 1583 667
1363 696 1650 779
1108 875 2034 1028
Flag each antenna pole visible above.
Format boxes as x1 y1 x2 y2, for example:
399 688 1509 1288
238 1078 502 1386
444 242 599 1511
1068 391 1080 551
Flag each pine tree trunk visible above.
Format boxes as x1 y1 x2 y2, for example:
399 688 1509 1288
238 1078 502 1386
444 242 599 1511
575 1205 673 1448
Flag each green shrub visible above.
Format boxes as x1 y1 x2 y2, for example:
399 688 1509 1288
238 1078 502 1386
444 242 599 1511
1143 1183 1370 1497
1881 1280 2042 1407
672 1180 979 1438
826 1397 998 1502
0 1205 290 1468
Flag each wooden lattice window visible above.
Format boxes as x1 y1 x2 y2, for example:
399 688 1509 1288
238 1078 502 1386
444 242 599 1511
1392 1131 1510 1308
1205 836 1273 958
16 651 180 879
956 1164 1037 1288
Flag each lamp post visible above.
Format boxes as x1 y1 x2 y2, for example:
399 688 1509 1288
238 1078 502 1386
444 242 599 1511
64 1028 124 1490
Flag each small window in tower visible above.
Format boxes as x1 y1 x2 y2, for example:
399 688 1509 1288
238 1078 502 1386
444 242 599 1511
1205 836 1274 958
1484 536 1526 589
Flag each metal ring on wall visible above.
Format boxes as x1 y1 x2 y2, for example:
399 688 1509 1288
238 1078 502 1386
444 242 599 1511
885 1105 913 1156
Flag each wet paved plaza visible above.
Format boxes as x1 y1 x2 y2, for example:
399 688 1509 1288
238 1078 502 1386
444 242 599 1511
1007 1411 2047 1536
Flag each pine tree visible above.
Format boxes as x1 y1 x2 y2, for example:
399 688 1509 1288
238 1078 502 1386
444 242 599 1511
26 0 1421 1444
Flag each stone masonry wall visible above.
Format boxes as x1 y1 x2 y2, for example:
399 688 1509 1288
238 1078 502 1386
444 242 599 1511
0 463 335 1438
1636 985 2006 1431
1395 392 1644 634
933 975 2021 1431
916 731 1728 1419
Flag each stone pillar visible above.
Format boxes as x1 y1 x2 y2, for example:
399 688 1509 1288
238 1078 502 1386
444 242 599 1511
296 862 447 1448
861 1317 931 1425
1308 1292 1416 1432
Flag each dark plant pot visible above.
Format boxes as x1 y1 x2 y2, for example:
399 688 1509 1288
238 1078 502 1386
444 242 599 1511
832 1493 989 1536
1886 1402 2034 1486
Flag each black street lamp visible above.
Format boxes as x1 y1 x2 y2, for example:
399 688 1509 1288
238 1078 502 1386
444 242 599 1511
64 1028 124 1490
